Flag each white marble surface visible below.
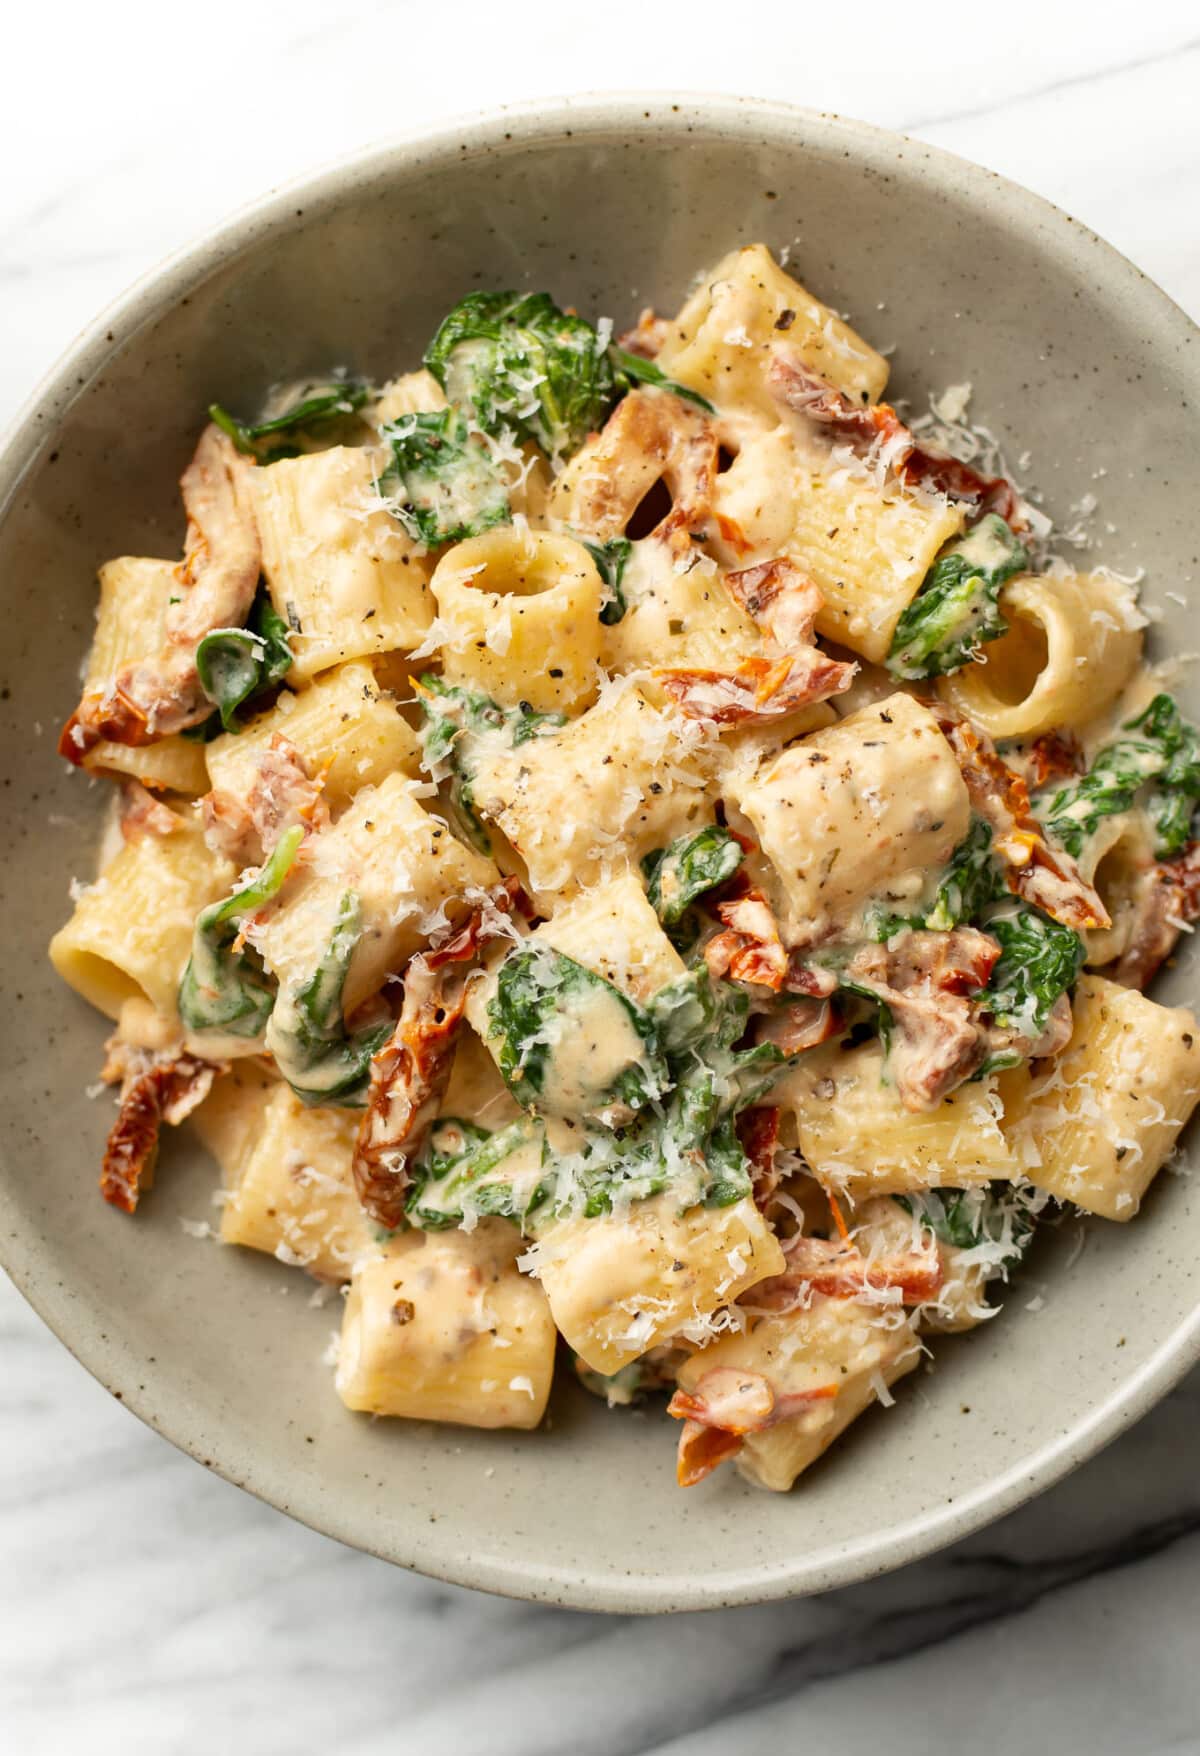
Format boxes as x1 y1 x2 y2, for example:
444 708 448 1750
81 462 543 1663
4 5 1200 1751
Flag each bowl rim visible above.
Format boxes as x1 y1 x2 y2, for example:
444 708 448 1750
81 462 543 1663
3 90 1199 1613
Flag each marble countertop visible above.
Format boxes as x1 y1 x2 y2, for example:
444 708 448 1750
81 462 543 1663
3 5 1199 1751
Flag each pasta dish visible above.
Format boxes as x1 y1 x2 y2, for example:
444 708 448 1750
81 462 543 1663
50 245 1200 1492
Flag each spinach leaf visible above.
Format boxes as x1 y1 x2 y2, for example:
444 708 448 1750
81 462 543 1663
1039 693 1200 860
179 713 225 744
925 818 1003 930
265 890 391 1106
608 346 715 414
886 515 1028 680
642 973 781 1210
487 946 668 1121
643 825 744 926
405 1117 550 1231
409 965 779 1234
416 674 565 852
195 587 294 733
424 291 615 457
979 899 1084 1037
895 1183 1036 1269
209 376 371 459
644 966 736 1058
179 823 303 1040
700 1113 758 1209
870 817 1002 940
1125 693 1200 856
377 408 511 546
567 1034 777 1218
583 536 633 626
1039 736 1163 858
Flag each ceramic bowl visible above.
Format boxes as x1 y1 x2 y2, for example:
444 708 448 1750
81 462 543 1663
1 95 1197 1611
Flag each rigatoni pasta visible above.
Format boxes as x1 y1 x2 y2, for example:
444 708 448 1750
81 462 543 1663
998 975 1200 1220
50 815 233 1020
654 243 891 415
80 558 212 794
431 526 604 713
938 571 1144 738
777 1039 1015 1198
336 1223 556 1427
205 658 421 808
252 444 435 679
49 243 1200 1495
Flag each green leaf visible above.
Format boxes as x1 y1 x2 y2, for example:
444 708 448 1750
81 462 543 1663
424 291 615 457
895 1184 1036 1269
1039 744 1159 857
925 818 1004 929
979 900 1084 1037
179 824 303 1040
608 346 715 414
583 536 633 626
266 890 390 1106
644 967 733 1059
1037 695 1197 858
886 515 1027 679
643 825 744 926
208 376 372 457
1125 693 1200 856
409 964 781 1234
869 817 1002 939
179 713 224 743
195 587 294 732
405 1116 551 1231
487 945 668 1121
377 408 511 545
195 634 261 733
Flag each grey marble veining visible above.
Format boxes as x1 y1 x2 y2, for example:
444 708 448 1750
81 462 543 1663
3 5 1200 1751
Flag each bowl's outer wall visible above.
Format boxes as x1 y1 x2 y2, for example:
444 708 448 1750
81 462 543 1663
1 98 1197 1611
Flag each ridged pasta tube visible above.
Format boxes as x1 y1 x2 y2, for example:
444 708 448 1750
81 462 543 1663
998 974 1200 1219
432 526 603 714
786 471 965 663
81 557 211 794
49 818 233 1020
939 573 1143 739
468 680 713 904
253 774 498 1016
206 660 420 810
735 693 970 943
655 243 891 417
213 1080 378 1280
336 1222 555 1428
532 1192 784 1375
252 445 435 681
775 1039 1014 1198
673 1298 920 1492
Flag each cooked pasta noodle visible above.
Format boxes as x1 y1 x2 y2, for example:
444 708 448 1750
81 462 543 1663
48 243 1199 1492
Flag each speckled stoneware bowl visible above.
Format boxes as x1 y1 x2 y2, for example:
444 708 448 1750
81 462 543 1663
1 95 1197 1611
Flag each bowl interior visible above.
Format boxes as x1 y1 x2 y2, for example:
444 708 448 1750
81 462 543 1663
1 98 1197 1610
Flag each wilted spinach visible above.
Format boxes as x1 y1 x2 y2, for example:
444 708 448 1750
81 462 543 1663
209 376 371 460
195 587 294 733
265 891 390 1106
424 291 615 457
887 515 1027 680
377 408 511 546
643 825 744 927
583 536 633 626
179 823 303 1040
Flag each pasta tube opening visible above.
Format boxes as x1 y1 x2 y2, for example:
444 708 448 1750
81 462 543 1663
432 527 602 713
